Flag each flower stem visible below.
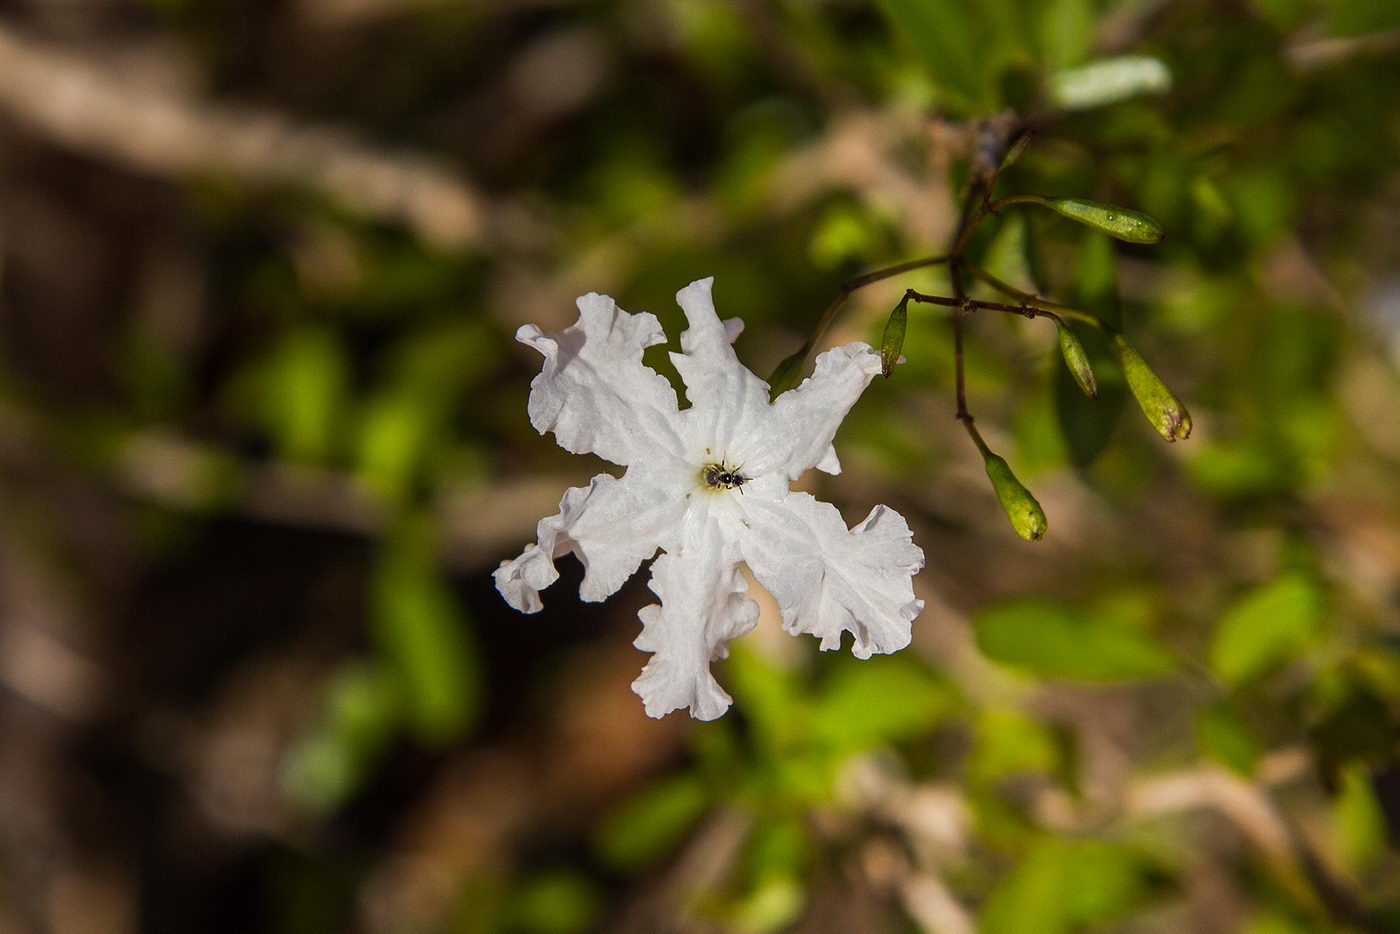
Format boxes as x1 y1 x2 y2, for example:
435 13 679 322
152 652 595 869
770 253 948 394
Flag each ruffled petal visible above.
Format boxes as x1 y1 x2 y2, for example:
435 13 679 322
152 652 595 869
494 464 687 613
669 277 770 457
519 292 686 468
740 342 883 480
631 510 757 720
737 492 923 658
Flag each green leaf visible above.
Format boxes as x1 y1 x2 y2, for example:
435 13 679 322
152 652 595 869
281 661 401 813
1328 0 1400 36
1334 763 1386 874
974 599 1176 681
969 708 1061 786
372 517 482 744
262 327 348 465
1196 702 1263 775
1037 0 1096 72
729 873 804 934
808 201 879 271
506 871 602 934
981 838 1152 934
358 389 433 501
875 0 992 112
1074 232 1121 328
981 211 1038 295
596 774 709 871
810 657 955 752
357 322 495 500
1209 573 1322 686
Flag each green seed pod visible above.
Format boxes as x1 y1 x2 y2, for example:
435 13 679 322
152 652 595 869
1056 322 1098 398
1110 333 1192 441
881 295 909 378
983 452 1048 542
1043 197 1165 245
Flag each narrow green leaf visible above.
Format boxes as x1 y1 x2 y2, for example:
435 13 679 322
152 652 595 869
596 775 709 871
373 517 482 744
263 327 348 465
507 872 602 934
982 210 1038 295
982 839 1152 934
1196 702 1263 775
1043 197 1166 244
1334 763 1386 874
1037 0 1095 71
975 600 1176 680
810 658 955 752
281 662 401 812
1209 573 1322 686
874 0 989 111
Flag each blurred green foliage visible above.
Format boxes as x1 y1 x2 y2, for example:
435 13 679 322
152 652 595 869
2 0 1399 930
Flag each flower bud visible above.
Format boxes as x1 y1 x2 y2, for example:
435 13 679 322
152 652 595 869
983 452 1048 541
1056 322 1098 398
881 295 909 377
1042 197 1165 245
1110 333 1192 441
999 131 1033 171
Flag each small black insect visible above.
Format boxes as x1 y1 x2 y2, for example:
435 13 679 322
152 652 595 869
701 460 750 492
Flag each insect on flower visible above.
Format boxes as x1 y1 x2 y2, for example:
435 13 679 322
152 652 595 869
495 277 924 720
701 459 750 492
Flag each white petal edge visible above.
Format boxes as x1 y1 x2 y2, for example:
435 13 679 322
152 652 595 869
669 278 771 457
519 292 686 468
494 466 686 613
738 492 924 658
747 342 884 481
631 511 757 720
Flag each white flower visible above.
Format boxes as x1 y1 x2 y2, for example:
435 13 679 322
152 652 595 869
495 277 925 720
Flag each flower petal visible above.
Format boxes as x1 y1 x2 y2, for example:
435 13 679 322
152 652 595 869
669 277 770 455
631 511 757 720
738 492 923 658
519 292 686 468
749 342 883 480
494 465 686 613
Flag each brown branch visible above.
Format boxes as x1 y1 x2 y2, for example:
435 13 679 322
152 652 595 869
0 24 486 248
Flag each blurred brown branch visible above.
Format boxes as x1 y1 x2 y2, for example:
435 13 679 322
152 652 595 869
0 397 568 571
0 22 485 248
